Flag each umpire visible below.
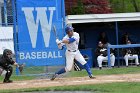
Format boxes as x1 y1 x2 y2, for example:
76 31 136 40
0 49 18 83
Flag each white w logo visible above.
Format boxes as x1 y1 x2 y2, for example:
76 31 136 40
22 7 56 48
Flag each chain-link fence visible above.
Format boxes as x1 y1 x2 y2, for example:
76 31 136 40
0 0 13 26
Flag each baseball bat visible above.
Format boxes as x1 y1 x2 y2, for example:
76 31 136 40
52 25 58 39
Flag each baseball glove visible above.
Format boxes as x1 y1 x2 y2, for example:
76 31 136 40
17 64 25 74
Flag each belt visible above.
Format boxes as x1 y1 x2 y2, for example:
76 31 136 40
68 50 77 52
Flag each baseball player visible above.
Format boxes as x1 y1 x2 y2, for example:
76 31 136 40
51 26 95 80
0 49 19 83
123 40 139 67
95 41 115 70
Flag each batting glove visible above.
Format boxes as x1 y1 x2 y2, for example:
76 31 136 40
56 39 62 44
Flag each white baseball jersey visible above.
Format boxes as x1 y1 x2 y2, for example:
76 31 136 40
57 32 86 72
63 32 79 51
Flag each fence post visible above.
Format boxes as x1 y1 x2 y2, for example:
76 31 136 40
115 22 120 67
12 0 19 75
4 0 7 26
107 46 111 67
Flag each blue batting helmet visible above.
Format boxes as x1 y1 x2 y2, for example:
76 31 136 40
65 26 74 33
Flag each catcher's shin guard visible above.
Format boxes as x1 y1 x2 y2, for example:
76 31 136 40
0 67 7 76
3 79 13 83
3 66 13 83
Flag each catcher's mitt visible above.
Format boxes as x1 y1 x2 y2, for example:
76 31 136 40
17 64 25 74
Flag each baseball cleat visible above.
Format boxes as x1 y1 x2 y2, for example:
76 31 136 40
111 66 114 68
89 74 96 79
50 74 58 81
99 67 102 70
3 79 13 83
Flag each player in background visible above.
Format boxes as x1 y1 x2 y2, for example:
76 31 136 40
95 41 115 70
51 26 95 80
123 40 139 67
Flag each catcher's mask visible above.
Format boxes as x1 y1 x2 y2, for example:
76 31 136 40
3 49 13 61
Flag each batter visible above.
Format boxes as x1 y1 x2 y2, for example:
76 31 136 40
51 26 95 80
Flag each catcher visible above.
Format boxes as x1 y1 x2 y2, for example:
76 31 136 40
0 49 19 83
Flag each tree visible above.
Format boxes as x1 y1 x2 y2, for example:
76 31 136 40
83 0 112 14
71 0 85 15
65 0 112 14
131 0 139 12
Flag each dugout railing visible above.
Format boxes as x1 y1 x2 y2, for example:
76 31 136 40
107 44 140 67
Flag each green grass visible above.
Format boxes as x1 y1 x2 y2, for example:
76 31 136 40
43 82 140 93
67 66 140 77
0 82 140 93
0 66 139 82
0 75 35 81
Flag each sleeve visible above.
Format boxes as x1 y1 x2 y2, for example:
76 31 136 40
72 33 80 43
102 50 107 56
68 38 76 43
132 48 137 54
122 48 127 56
62 35 68 41
95 48 101 56
63 33 80 44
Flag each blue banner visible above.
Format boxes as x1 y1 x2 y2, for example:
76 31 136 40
16 0 65 66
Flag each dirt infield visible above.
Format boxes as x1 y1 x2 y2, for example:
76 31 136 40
0 74 140 90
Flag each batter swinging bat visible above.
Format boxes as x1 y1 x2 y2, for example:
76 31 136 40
52 25 58 39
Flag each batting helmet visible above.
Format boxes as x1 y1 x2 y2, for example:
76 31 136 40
65 26 74 33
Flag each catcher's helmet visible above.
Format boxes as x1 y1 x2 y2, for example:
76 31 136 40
65 26 74 33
